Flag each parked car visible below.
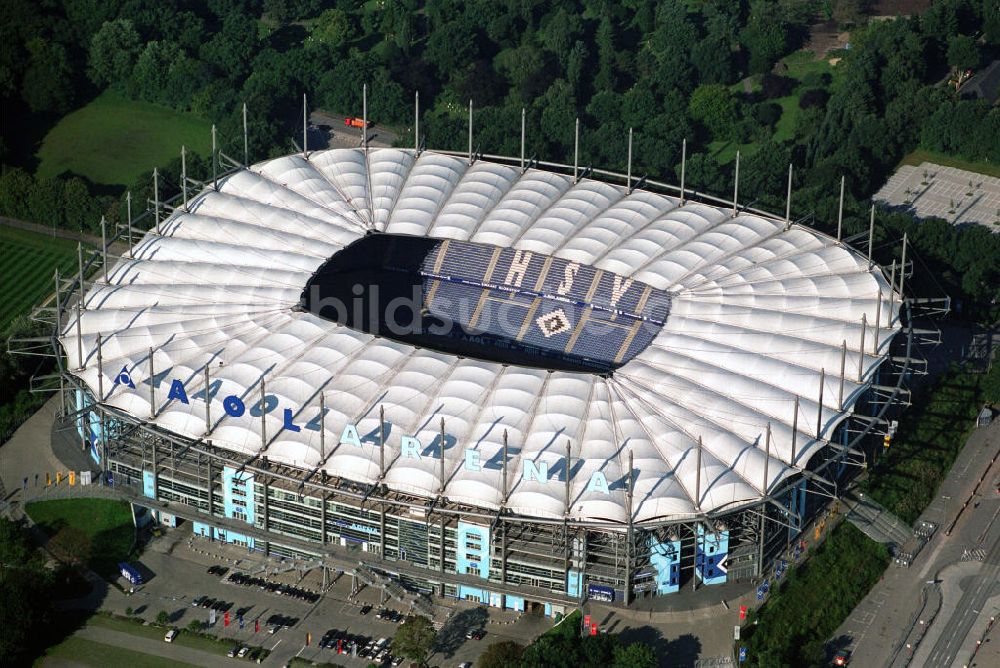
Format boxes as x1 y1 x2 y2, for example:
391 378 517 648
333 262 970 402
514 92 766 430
360 604 372 615
237 646 250 658
227 645 239 657
163 628 178 643
191 595 206 607
470 629 486 640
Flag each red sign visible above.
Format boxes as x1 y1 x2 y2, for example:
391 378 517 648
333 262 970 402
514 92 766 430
223 611 230 627
739 605 747 620
337 639 343 654
254 619 259 633
584 614 591 628
590 623 598 636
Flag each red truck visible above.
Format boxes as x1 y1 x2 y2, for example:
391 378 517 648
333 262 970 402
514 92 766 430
344 117 368 128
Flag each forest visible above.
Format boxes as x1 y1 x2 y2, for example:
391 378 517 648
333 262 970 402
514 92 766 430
2 0 998 317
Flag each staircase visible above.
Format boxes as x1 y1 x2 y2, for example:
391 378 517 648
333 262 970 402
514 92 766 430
844 492 914 547
353 562 436 617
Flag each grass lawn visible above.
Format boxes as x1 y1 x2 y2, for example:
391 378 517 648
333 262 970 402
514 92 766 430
34 635 199 668
36 90 212 188
25 498 135 580
0 226 80 331
899 148 1000 179
708 139 762 165
770 51 842 145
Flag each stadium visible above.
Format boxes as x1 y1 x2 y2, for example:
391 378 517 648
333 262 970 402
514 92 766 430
49 129 915 616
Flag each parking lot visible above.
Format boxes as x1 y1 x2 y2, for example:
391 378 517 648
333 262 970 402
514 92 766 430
873 161 1000 231
113 525 550 667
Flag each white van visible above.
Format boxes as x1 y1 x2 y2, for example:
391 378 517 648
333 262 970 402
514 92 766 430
163 628 178 643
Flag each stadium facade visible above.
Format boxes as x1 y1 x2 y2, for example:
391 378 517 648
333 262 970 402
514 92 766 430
46 144 916 616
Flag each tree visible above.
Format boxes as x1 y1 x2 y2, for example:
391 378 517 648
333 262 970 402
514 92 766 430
187 619 204 632
688 84 740 141
479 640 525 668
741 1 788 75
831 0 869 27
393 615 436 667
47 526 91 566
612 642 658 668
424 20 479 78
156 610 170 625
22 38 76 114
1 518 54 666
199 13 260 82
310 8 353 49
494 43 551 104
947 34 980 70
88 19 142 87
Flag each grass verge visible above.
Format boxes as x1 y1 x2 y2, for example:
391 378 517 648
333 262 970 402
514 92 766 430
90 614 235 656
741 523 889 667
33 635 200 668
35 90 212 188
865 362 1000 523
898 148 1000 179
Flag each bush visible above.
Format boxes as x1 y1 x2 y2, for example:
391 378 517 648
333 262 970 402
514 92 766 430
761 73 796 99
755 102 783 127
799 88 830 109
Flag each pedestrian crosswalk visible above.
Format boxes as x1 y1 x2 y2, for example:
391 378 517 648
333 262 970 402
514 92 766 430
961 547 987 562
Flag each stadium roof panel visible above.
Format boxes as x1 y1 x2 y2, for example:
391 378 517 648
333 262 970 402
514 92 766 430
62 148 901 526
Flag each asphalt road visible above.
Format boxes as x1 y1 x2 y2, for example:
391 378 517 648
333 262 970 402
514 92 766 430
830 419 1000 667
924 516 1000 666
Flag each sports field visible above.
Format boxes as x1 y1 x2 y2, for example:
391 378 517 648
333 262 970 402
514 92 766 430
0 226 80 332
35 90 213 188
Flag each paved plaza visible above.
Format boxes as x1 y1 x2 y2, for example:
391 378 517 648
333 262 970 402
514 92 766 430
873 162 1000 231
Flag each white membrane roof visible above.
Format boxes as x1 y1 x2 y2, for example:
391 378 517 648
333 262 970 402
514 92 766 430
63 148 901 525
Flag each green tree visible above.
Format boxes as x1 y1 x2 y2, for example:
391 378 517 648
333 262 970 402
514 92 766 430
0 518 54 666
540 8 584 69
200 13 260 82
310 8 353 48
424 20 479 78
47 526 92 566
688 84 740 141
741 1 788 75
156 610 170 625
947 34 980 70
831 0 869 26
393 615 436 667
479 640 525 668
22 38 76 114
87 19 142 87
494 43 551 104
612 642 658 668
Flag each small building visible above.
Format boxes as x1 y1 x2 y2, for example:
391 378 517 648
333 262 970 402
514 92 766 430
978 406 995 428
960 61 1000 106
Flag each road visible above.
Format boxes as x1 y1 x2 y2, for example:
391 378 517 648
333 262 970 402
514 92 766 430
829 419 1000 667
920 504 1000 667
309 111 400 151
